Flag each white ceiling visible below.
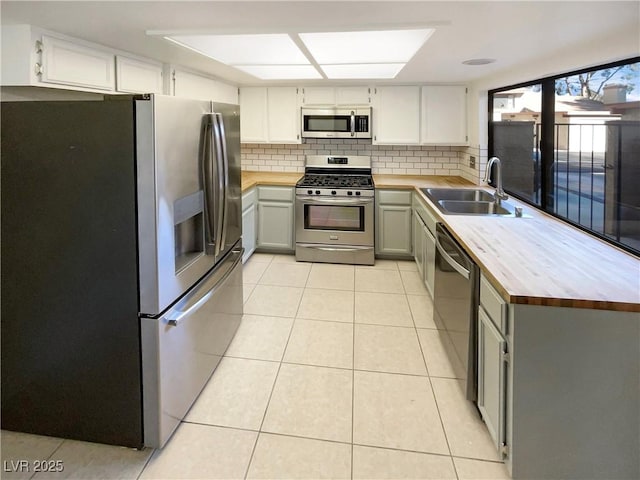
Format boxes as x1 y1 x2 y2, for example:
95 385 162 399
1 1 639 87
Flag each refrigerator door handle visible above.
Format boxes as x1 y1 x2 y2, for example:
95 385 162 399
211 113 226 258
201 114 217 254
215 113 230 253
165 246 243 326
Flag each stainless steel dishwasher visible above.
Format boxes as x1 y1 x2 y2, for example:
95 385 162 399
433 223 480 402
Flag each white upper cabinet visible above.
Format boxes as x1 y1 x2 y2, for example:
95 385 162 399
116 56 163 94
421 85 468 145
240 87 301 144
0 25 119 92
336 86 371 105
40 35 115 91
372 86 421 145
302 86 370 106
240 87 269 143
172 69 238 104
266 87 301 143
302 86 335 106
1 25 166 95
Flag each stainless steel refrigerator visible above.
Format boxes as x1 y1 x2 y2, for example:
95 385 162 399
1 94 243 448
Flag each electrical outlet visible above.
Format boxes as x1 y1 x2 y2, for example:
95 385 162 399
469 156 476 168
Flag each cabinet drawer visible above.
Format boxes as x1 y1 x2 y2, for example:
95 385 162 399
242 187 258 210
480 274 508 334
377 189 412 205
258 186 294 202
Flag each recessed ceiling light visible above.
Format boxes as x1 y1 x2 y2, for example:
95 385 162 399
462 58 496 66
299 29 434 64
162 28 436 80
165 34 309 65
320 63 406 79
235 65 322 80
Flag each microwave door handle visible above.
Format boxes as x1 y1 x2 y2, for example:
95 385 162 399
202 115 216 254
211 113 224 257
350 111 355 137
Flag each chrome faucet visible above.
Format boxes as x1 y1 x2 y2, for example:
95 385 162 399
484 156 509 203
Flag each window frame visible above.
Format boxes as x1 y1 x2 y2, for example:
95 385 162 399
488 56 640 256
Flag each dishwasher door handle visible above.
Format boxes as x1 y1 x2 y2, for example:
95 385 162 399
435 233 470 279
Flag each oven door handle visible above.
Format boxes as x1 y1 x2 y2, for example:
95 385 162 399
297 196 373 205
297 244 373 252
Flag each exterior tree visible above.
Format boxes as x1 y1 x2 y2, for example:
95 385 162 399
554 63 638 100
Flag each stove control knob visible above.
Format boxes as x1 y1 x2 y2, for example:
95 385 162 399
347 191 353 196
331 190 337 195
315 190 321 195
307 189 313 195
355 191 361 196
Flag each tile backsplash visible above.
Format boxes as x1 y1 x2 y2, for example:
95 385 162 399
459 145 487 185
241 139 465 177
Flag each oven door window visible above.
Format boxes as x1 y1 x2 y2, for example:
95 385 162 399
304 204 364 231
303 115 351 133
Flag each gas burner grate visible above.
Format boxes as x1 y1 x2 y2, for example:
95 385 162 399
297 174 374 189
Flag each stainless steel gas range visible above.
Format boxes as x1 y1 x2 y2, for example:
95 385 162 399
295 155 375 265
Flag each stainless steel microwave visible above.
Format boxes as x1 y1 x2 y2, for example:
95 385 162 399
301 107 372 139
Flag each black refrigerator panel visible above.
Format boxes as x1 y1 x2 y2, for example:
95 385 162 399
1 101 143 447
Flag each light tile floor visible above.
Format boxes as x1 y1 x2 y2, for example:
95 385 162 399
1 254 510 479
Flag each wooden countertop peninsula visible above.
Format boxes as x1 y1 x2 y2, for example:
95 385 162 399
241 171 640 312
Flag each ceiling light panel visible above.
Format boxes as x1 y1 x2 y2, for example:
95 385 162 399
235 65 322 80
166 34 309 65
299 29 434 64
320 63 406 79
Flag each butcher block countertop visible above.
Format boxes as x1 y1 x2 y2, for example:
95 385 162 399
241 172 640 312
241 171 303 192
410 186 640 313
240 172 474 192
373 174 474 189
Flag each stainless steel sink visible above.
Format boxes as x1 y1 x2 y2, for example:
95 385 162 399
420 188 520 216
438 200 512 215
421 188 495 202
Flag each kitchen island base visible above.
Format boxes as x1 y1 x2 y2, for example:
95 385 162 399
506 304 639 479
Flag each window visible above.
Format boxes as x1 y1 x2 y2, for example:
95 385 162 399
489 58 640 255
491 84 542 205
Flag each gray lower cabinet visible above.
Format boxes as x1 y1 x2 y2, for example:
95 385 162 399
241 188 258 262
376 190 413 256
422 216 435 297
477 274 509 460
413 213 425 276
477 305 508 458
413 209 436 297
412 193 437 297
478 271 640 479
257 186 294 251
